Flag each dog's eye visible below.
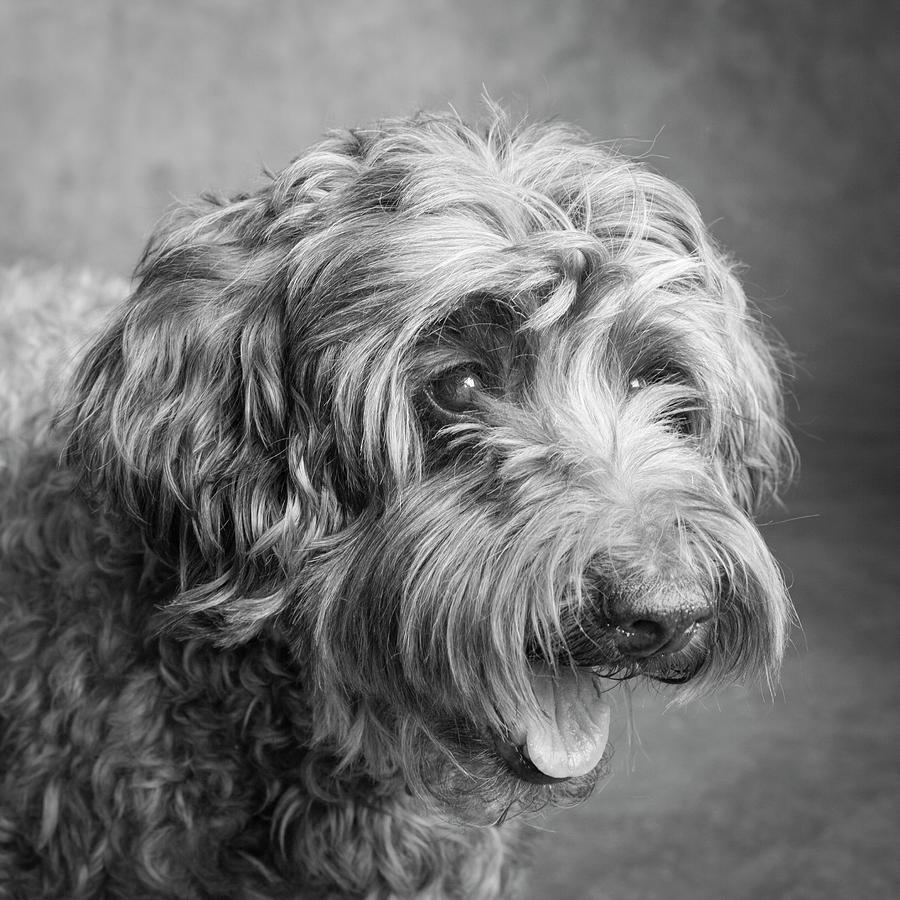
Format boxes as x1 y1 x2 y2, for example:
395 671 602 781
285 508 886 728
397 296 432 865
427 367 486 417
665 406 696 436
627 363 687 393
628 366 696 435
628 376 649 392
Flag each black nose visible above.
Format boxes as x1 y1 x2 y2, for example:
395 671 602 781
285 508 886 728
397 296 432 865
605 587 713 659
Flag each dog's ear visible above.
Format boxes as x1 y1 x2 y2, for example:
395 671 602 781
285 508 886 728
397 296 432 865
722 319 795 515
63 195 343 643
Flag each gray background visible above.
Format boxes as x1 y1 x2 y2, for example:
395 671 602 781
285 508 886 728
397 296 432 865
2 1 897 897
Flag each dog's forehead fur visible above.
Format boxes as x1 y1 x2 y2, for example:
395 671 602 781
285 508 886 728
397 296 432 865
279 115 731 335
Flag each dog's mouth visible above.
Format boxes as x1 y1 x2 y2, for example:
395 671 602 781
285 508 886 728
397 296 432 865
493 617 710 782
496 664 611 783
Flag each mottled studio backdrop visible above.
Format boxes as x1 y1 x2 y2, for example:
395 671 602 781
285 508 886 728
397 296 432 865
1 1 897 898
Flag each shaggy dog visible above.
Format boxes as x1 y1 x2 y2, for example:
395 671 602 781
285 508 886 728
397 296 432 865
0 111 793 899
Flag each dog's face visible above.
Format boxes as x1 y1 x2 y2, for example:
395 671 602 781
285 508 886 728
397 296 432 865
66 112 793 816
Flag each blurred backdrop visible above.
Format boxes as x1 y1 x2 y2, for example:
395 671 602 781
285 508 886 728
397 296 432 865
1 1 897 897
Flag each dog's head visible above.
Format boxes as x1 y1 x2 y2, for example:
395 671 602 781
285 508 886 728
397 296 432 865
65 111 794 814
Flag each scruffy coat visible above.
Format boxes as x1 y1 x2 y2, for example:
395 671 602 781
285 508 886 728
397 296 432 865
1 112 792 899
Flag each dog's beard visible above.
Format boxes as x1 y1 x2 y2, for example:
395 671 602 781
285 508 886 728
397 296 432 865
294 437 789 797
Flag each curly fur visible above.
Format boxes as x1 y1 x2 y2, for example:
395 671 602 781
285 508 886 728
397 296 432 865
0 110 794 898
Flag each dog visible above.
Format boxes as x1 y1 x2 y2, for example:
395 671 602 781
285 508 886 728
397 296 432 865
0 109 794 899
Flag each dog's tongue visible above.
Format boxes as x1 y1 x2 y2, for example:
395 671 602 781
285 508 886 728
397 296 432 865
522 665 611 779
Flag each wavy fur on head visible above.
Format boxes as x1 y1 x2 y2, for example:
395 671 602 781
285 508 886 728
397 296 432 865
1 109 794 899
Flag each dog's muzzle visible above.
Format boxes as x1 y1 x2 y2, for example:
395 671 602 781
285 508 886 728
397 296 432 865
496 577 716 783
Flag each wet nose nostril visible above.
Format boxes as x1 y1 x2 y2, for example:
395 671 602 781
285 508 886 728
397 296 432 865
605 597 712 659
629 619 665 635
610 617 671 658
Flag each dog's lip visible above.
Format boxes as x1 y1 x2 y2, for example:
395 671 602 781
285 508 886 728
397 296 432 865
654 620 705 656
500 664 611 782
646 649 710 684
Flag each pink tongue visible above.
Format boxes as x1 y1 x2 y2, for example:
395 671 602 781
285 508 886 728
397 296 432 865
522 665 610 779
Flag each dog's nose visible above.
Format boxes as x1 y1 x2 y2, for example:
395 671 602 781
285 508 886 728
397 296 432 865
605 585 713 659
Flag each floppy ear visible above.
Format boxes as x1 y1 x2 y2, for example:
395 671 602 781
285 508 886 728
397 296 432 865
723 318 795 516
63 196 342 643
